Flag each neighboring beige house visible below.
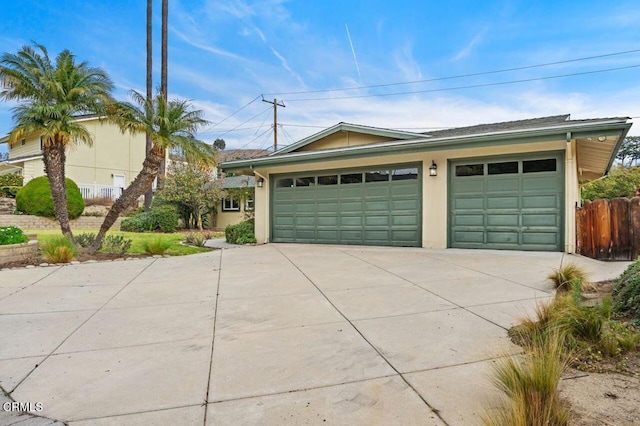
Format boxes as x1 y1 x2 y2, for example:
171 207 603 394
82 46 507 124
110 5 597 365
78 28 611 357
0 116 146 200
221 114 632 253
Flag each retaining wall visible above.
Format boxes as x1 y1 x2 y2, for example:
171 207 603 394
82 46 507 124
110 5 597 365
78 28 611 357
0 215 123 230
0 240 39 265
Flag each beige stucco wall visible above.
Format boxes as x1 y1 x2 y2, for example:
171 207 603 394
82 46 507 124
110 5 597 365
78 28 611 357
298 132 394 151
251 138 579 252
215 198 253 229
8 118 146 187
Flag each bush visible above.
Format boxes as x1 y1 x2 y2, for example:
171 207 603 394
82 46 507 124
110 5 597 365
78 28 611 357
143 236 171 255
102 235 132 255
0 174 23 187
40 236 77 263
225 219 256 244
0 186 20 198
15 177 84 219
120 205 178 233
547 263 588 292
613 261 640 318
75 233 96 248
0 226 29 245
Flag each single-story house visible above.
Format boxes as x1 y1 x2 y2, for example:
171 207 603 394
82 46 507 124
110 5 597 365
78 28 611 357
0 116 146 200
221 114 632 253
217 175 255 229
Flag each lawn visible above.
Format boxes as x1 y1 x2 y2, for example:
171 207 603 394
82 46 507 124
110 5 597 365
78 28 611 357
26 229 221 256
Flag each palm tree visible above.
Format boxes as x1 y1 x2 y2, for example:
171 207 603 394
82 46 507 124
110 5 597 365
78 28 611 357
87 90 215 253
144 0 154 210
0 44 114 240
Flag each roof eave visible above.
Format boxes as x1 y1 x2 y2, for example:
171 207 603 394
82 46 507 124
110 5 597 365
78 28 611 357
223 120 631 172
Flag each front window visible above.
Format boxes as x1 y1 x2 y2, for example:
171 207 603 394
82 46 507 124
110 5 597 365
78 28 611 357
245 198 254 211
222 197 240 211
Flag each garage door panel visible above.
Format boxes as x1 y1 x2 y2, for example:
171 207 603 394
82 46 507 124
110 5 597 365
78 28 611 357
316 229 339 240
365 186 390 197
487 196 519 209
295 229 316 240
452 180 484 193
339 187 363 198
521 195 559 209
340 201 362 212
450 153 563 251
365 215 389 226
392 215 420 226
317 216 339 226
341 216 363 226
392 230 421 243
487 214 519 226
365 200 390 211
487 231 519 244
295 216 316 226
317 202 338 212
274 215 294 226
486 178 519 192
391 184 419 197
392 199 419 210
454 197 484 210
454 214 484 226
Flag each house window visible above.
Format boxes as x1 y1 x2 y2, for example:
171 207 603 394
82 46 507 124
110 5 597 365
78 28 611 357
340 173 363 184
295 176 315 187
392 167 419 180
40 137 44 151
276 178 294 188
365 170 390 182
318 175 338 185
222 197 240 211
20 138 26 146
245 198 254 211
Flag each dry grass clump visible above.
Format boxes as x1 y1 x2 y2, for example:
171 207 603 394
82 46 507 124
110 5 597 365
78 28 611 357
547 263 589 292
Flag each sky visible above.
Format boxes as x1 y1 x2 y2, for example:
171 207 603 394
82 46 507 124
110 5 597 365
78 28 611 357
1 0 640 154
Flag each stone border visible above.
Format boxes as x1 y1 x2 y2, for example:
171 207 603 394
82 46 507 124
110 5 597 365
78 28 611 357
0 240 39 266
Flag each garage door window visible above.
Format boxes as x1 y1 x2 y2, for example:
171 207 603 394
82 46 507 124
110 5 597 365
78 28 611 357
392 167 419 180
523 158 556 173
276 178 294 188
365 170 390 182
296 177 315 186
455 164 484 177
341 173 363 184
488 161 518 175
318 175 338 185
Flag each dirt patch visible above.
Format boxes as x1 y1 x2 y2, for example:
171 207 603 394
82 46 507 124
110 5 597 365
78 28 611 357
561 366 640 425
0 252 151 269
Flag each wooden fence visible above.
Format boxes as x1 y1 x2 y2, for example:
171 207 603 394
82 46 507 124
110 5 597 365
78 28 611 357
576 197 640 261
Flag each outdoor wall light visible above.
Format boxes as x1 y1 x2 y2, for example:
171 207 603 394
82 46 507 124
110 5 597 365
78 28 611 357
429 161 438 176
257 177 264 187
597 136 607 142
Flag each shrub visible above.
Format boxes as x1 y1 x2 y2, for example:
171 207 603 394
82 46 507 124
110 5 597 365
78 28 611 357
0 226 29 245
225 219 256 244
40 236 77 263
120 205 178 233
0 174 23 187
143 236 171 255
613 261 640 318
483 330 570 426
185 232 206 247
15 177 84 219
102 235 132 255
547 263 588 292
0 186 20 198
75 232 96 248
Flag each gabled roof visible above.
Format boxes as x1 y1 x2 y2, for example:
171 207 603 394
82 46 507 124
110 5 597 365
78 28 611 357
217 149 270 163
275 122 425 154
222 115 632 175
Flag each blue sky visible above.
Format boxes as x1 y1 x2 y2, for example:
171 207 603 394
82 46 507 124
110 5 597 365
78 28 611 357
1 0 639 153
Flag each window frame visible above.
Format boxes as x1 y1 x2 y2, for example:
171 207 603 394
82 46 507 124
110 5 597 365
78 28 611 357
222 196 241 212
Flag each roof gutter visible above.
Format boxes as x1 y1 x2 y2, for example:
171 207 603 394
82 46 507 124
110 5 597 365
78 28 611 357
223 120 631 172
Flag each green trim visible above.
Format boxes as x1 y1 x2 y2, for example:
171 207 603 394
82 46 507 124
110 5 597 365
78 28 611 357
223 120 631 173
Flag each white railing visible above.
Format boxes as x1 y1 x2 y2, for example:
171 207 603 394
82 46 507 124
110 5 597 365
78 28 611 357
78 183 124 201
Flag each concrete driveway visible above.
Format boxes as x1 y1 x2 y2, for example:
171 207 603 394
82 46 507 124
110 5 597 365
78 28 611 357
0 244 630 425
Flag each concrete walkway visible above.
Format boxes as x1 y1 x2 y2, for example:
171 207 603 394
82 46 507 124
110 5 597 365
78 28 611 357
0 245 630 425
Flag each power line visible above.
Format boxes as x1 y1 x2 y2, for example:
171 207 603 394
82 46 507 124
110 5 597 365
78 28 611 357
199 95 261 134
265 48 640 96
284 64 640 102
213 106 272 140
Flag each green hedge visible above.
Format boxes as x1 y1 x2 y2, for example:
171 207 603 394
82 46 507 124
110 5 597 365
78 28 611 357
225 219 256 244
0 174 23 187
0 186 20 198
613 261 640 318
120 205 179 233
15 177 84 219
0 226 28 245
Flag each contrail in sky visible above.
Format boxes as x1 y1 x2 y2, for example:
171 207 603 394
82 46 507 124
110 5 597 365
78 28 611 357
345 23 362 83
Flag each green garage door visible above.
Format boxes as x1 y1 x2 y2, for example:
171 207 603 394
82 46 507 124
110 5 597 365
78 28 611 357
272 164 422 246
449 153 564 251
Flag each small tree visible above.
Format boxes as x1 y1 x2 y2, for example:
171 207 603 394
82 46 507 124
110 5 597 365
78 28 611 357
616 136 640 167
213 138 226 150
158 161 225 229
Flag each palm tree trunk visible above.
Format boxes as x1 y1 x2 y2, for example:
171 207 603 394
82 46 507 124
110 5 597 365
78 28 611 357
42 143 74 241
157 0 169 188
87 149 164 254
144 0 153 211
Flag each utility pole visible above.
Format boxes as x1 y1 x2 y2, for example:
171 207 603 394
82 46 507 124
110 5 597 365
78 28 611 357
262 97 285 151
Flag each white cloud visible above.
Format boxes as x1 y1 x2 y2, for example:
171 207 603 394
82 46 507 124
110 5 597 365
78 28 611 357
453 27 488 61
